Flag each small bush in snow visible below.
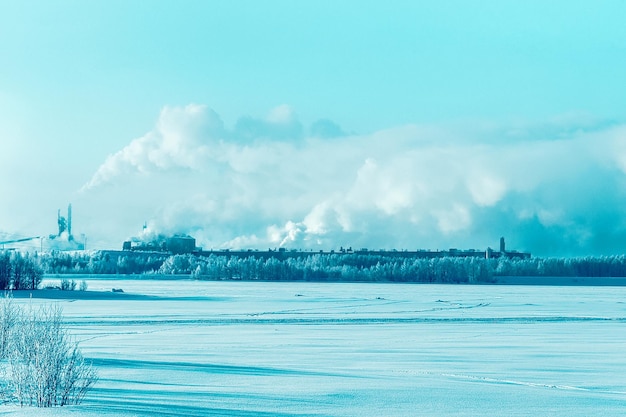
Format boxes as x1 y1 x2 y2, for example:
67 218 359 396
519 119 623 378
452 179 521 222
0 295 18 359
60 279 76 291
0 296 97 407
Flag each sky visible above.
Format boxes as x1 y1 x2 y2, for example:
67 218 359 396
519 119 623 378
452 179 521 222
1 1 626 257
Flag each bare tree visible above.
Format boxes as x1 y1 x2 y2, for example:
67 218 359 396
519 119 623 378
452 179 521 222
0 296 19 359
1 302 97 407
0 252 12 290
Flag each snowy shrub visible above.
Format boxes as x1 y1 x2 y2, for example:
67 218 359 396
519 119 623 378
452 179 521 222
79 280 88 291
60 279 77 291
0 296 19 359
0 300 97 407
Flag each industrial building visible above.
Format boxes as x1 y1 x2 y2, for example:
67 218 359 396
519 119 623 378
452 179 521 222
48 204 85 250
0 204 85 251
196 237 530 260
122 234 197 255
121 234 529 259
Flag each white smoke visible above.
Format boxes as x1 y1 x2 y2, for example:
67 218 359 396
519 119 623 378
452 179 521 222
80 104 626 256
82 104 223 190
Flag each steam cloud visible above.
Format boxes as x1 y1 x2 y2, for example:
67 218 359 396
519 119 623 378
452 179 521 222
81 105 626 256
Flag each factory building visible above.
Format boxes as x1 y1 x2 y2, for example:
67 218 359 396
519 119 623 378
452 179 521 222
123 234 197 254
47 204 85 250
167 235 197 254
1 204 86 252
199 237 530 260
121 234 528 259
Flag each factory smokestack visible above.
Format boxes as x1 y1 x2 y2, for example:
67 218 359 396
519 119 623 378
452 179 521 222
68 203 72 239
57 209 67 236
49 204 85 250
500 236 506 253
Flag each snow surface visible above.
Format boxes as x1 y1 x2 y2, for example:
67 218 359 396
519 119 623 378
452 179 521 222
4 279 626 416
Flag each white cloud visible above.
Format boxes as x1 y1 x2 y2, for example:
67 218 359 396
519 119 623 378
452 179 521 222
232 104 303 142
610 126 626 174
266 104 296 124
79 105 626 256
466 173 507 207
82 104 223 190
433 204 472 234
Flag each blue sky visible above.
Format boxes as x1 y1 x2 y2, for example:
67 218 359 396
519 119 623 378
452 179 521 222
2 1 626 256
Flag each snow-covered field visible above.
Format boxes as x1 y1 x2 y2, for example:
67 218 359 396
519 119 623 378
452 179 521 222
5 279 626 416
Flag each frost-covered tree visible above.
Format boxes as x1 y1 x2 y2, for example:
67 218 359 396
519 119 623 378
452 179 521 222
4 252 42 290
0 296 18 359
1 301 97 407
0 252 12 290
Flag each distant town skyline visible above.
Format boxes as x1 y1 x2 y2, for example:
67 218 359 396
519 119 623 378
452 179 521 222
2 1 626 257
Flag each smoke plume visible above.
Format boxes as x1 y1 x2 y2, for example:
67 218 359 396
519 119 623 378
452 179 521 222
81 104 626 256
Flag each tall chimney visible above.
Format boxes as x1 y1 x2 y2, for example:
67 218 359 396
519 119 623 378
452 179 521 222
68 204 72 238
500 237 505 253
57 209 62 236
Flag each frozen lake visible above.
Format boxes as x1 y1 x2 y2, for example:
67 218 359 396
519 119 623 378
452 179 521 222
5 279 626 416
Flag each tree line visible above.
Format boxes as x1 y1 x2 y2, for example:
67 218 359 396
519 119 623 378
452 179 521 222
0 251 43 290
25 250 626 283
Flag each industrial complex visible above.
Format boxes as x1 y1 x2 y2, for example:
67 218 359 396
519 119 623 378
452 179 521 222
1 205 530 260
122 234 197 255
121 235 530 260
0 204 85 251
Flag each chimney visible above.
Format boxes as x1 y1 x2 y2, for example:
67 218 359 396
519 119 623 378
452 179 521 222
57 209 66 236
500 237 505 253
68 203 72 238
